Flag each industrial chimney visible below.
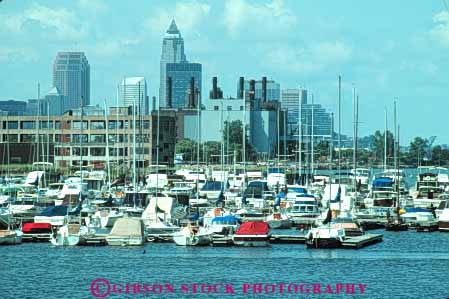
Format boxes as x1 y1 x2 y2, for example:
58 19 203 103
166 77 173 108
262 76 267 102
249 79 256 101
189 77 195 108
239 77 244 99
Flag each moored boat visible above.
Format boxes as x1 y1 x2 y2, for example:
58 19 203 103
232 221 270 247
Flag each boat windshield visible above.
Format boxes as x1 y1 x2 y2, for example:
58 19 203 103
201 181 224 191
288 187 307 194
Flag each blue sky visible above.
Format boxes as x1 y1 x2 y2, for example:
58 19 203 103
1 0 448 145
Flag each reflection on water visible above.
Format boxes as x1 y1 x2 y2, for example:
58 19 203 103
1 230 449 298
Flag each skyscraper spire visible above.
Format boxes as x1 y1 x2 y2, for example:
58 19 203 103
167 19 179 34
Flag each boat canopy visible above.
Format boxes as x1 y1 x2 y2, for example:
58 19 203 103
211 215 241 225
39 205 68 217
372 177 394 188
404 208 432 213
235 221 269 235
22 222 52 233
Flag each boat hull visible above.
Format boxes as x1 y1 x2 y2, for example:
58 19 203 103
232 235 269 247
305 238 341 249
438 221 449 232
106 236 144 246
0 230 22 245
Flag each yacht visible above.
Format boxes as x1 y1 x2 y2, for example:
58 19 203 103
306 221 346 249
438 198 449 232
286 195 320 227
172 225 211 246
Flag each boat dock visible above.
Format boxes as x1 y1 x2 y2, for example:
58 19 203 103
341 234 383 249
269 234 305 244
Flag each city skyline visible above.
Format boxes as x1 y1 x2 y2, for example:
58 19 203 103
1 1 449 144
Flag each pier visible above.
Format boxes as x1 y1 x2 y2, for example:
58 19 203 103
341 234 383 249
269 234 306 244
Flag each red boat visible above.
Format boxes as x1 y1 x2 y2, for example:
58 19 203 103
232 221 270 247
22 223 53 242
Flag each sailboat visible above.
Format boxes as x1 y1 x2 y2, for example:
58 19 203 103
0 121 23 246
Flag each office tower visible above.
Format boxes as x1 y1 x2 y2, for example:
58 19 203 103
119 77 148 114
166 63 201 108
53 52 90 111
0 100 27 116
159 20 187 107
45 87 64 116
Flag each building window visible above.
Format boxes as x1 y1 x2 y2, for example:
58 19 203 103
90 148 106 156
227 106 232 111
72 134 88 143
72 148 88 156
72 121 88 130
214 106 219 111
21 121 35 129
90 134 105 143
39 121 53 129
20 134 35 142
91 121 105 130
5 134 18 142
240 106 244 111
55 121 61 129
108 120 123 129
6 121 18 129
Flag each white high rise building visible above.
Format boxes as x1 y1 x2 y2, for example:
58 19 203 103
119 77 148 114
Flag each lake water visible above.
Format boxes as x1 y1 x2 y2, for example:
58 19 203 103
1 229 449 298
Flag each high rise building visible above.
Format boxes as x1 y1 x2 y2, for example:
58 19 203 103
119 77 148 114
0 100 27 116
281 89 307 133
160 20 187 107
45 87 64 116
238 78 281 102
159 20 201 108
166 63 201 108
53 52 90 111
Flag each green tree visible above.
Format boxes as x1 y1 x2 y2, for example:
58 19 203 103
371 130 395 164
175 138 197 162
407 137 428 166
223 120 257 161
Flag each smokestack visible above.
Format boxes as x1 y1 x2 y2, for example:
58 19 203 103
249 79 255 101
239 77 244 99
262 77 267 102
152 96 156 112
190 77 195 107
212 77 218 99
195 87 200 108
166 77 172 108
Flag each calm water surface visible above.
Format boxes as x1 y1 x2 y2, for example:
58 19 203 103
1 229 449 299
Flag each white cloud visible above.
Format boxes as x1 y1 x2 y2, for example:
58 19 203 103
77 0 107 13
145 1 211 35
263 41 352 73
0 3 88 40
0 47 38 62
429 10 449 47
223 0 298 37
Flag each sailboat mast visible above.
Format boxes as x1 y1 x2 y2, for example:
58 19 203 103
196 89 200 203
104 99 111 188
338 75 342 184
242 89 246 174
393 99 397 172
352 85 357 193
298 88 302 183
132 85 137 206
384 107 388 171
311 93 314 180
37 83 40 164
80 98 84 185
115 84 119 180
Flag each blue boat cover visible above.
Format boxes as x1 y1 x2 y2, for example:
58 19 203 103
211 215 241 225
39 205 68 216
372 177 394 188
405 208 431 213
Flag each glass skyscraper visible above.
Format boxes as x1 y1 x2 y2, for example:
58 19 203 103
166 63 201 108
160 20 191 107
119 77 148 114
53 52 90 111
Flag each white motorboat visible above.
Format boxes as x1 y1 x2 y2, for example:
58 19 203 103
305 222 346 249
266 212 290 229
50 223 88 246
172 226 211 246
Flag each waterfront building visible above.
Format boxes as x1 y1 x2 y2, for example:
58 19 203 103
0 100 27 116
159 20 202 108
119 77 149 115
53 52 90 111
26 99 47 116
0 108 176 167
